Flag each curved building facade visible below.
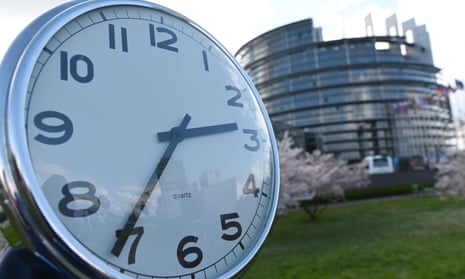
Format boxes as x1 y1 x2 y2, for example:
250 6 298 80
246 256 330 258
236 18 455 161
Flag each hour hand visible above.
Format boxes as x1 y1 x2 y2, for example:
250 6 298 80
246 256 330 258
157 122 238 143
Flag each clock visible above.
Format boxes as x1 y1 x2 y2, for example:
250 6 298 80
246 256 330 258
0 0 279 278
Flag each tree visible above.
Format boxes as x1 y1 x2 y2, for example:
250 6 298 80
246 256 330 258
434 150 465 199
277 132 370 220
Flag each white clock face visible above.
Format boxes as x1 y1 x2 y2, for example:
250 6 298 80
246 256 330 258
22 3 278 279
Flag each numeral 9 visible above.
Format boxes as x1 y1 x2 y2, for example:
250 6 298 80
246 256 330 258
34 111 73 145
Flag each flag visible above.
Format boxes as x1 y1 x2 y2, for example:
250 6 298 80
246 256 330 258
426 94 435 104
456 79 464 90
436 84 450 97
415 96 426 106
436 85 444 96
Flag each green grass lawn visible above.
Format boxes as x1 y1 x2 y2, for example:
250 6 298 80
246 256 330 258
243 196 465 279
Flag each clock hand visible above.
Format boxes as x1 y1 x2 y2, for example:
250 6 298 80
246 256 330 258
111 113 191 259
110 114 239 260
157 122 239 143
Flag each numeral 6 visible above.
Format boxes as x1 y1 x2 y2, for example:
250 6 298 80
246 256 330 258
177 235 203 268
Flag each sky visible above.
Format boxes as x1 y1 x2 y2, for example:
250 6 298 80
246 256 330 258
1 0 464 116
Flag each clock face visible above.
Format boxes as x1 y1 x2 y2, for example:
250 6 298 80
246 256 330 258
16 2 278 278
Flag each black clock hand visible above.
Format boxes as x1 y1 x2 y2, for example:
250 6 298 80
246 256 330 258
111 113 191 259
157 122 239 142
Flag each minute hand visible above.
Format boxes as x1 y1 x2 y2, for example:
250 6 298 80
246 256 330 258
111 114 192 260
157 122 239 143
111 114 238 261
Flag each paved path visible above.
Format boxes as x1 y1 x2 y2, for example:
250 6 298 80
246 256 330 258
0 234 6 259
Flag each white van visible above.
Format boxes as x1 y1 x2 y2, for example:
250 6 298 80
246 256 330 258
364 155 395 174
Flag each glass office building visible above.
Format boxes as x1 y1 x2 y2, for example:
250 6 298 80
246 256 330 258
236 16 456 161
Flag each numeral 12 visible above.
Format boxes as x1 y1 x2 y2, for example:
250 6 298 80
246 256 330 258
149 24 178 52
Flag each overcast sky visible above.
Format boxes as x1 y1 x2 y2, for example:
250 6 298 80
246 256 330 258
1 0 464 114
